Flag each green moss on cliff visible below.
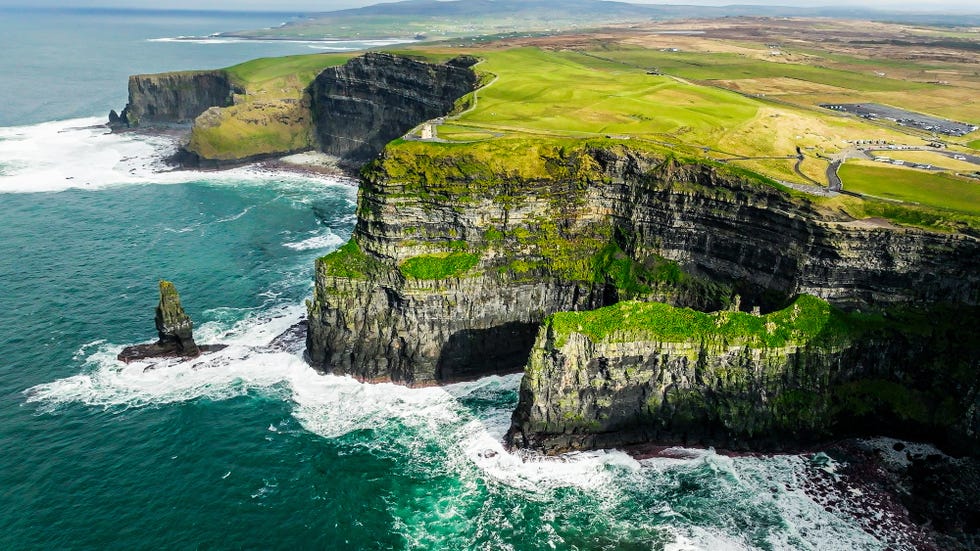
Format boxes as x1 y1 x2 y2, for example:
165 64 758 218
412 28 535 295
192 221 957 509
368 138 600 187
548 294 872 348
399 251 480 279
590 241 691 298
318 240 379 279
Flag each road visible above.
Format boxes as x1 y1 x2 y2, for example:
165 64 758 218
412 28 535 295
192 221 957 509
826 160 842 192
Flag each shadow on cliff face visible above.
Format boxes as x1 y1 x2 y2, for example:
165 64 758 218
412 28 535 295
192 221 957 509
309 52 479 164
436 322 540 382
507 300 980 458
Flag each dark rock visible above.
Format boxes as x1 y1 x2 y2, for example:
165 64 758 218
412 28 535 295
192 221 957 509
268 320 308 355
107 109 127 128
155 280 199 355
902 454 980 549
114 70 239 127
118 281 213 363
309 52 478 162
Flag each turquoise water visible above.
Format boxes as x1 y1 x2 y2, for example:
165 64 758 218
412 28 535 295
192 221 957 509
0 9 894 550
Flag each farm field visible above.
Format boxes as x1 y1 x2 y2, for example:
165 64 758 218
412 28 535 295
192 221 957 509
838 160 980 216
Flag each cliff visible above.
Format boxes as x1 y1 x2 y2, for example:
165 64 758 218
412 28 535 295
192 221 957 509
113 53 476 166
114 70 239 127
505 296 980 455
309 53 478 162
306 139 979 388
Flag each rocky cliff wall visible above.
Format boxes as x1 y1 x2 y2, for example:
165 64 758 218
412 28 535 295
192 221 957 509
117 70 239 127
309 53 478 162
505 297 980 455
306 140 979 386
600 155 979 308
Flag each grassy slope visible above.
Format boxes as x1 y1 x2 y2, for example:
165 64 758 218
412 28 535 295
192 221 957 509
188 53 353 160
441 47 914 183
839 161 980 216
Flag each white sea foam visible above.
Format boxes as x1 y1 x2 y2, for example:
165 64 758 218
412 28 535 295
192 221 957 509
0 117 352 194
24 292 887 549
282 230 345 251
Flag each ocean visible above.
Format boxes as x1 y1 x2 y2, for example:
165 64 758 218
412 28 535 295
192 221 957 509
0 8 898 550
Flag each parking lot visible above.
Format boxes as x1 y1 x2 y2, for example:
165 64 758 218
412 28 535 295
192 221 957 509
821 103 977 137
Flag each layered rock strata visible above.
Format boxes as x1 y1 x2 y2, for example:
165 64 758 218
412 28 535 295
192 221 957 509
306 141 979 387
504 297 980 455
111 54 476 166
112 70 239 127
309 53 478 162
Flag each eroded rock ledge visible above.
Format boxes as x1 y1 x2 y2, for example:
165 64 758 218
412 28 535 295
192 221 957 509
110 53 478 167
306 140 978 388
504 297 980 456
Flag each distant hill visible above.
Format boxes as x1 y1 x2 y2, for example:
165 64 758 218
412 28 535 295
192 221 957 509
219 0 980 41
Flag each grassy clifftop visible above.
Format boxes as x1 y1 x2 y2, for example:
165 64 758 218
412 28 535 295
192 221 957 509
187 53 353 161
547 294 880 348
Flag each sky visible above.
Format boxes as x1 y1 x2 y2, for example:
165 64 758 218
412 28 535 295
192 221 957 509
0 0 976 12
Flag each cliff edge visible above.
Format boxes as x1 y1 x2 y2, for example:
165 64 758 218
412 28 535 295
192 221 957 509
309 52 478 162
110 70 239 128
505 296 980 455
306 140 979 391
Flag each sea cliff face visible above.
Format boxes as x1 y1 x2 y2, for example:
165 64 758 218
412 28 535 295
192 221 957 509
118 70 238 127
306 141 979 390
114 54 477 166
309 53 478 162
505 297 980 455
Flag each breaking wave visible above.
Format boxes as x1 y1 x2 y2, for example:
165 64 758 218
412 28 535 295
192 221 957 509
25 298 891 550
0 117 355 194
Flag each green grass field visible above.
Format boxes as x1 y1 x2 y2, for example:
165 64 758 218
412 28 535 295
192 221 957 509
587 47 932 92
442 47 907 165
969 139 980 151
547 294 871 348
225 53 353 92
838 161 980 216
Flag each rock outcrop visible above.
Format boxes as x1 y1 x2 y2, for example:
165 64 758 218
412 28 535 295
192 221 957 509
309 53 478 162
504 297 980 455
154 280 199 355
110 70 239 127
118 281 224 363
306 140 979 387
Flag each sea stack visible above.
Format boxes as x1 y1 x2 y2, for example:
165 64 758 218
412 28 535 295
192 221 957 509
118 280 209 363
154 280 199 356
